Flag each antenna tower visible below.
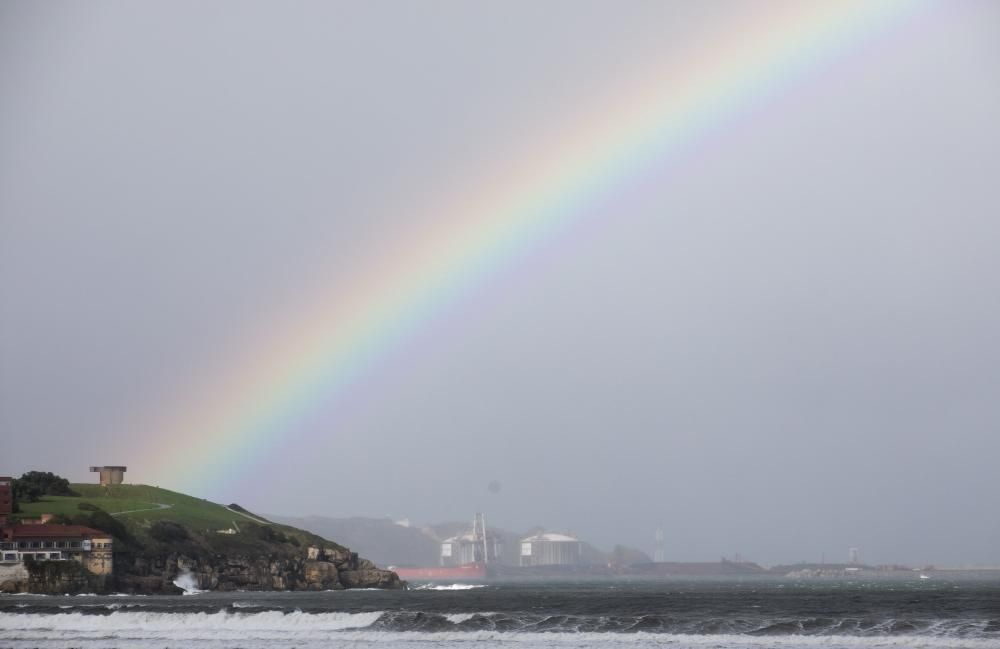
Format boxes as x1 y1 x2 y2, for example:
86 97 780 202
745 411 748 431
473 513 489 564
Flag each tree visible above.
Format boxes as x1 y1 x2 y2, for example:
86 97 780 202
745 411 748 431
13 471 80 503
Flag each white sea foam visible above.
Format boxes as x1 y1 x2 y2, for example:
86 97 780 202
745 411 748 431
413 583 487 591
0 610 385 641
174 569 207 595
444 613 477 623
1 611 997 649
0 616 997 649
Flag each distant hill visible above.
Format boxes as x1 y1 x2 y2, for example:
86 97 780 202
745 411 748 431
269 515 442 567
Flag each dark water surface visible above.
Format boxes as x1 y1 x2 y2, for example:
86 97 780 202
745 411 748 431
2 578 998 648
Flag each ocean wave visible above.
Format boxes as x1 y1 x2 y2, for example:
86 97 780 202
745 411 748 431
412 583 487 591
445 613 482 624
1 610 997 641
0 610 384 639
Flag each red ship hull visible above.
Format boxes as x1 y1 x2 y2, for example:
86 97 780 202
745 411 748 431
392 563 488 582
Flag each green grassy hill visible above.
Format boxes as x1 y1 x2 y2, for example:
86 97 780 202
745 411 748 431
18 484 263 531
5 476 408 593
16 483 341 558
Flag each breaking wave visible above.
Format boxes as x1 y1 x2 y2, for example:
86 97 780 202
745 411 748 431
1 610 997 641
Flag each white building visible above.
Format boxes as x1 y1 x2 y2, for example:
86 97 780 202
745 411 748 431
519 532 581 567
440 531 502 567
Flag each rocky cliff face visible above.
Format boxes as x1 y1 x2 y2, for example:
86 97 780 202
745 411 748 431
114 545 404 593
2 544 404 594
2 559 110 595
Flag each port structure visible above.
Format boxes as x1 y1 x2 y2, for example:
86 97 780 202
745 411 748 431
654 527 665 563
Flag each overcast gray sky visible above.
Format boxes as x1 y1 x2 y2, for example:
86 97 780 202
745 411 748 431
2 1 998 567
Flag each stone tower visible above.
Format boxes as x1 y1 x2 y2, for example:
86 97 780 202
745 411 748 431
90 466 127 486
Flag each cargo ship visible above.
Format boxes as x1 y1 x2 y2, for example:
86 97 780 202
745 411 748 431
392 561 490 582
391 513 500 583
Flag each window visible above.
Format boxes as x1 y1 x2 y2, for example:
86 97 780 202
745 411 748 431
71 541 81 548
30 541 40 548
3 553 15 561
49 553 61 559
43 541 52 548
18 542 26 549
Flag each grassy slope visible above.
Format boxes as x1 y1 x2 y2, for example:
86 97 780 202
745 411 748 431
19 484 243 530
18 484 344 552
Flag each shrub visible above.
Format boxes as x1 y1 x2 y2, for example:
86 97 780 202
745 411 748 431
245 524 289 545
149 520 191 544
67 510 135 548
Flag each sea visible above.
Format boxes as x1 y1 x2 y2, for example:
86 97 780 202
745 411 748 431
2 578 998 649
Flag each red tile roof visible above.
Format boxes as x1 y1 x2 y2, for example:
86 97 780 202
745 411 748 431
8 524 109 539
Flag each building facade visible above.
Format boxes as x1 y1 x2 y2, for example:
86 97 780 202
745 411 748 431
0 477 11 527
0 524 114 575
0 476 113 576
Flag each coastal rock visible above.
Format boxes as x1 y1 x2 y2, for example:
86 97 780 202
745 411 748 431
108 551 404 593
303 560 340 590
11 550 403 594
11 559 109 595
324 547 352 566
338 568 405 589
0 564 29 593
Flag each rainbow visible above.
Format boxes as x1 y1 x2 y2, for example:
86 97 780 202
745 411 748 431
145 1 922 495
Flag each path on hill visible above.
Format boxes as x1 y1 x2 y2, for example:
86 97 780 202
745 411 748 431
224 506 270 525
110 503 173 516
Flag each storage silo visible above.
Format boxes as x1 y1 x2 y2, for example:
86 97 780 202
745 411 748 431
518 532 581 566
439 513 503 567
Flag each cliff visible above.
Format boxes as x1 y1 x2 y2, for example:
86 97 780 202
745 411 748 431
112 544 403 593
